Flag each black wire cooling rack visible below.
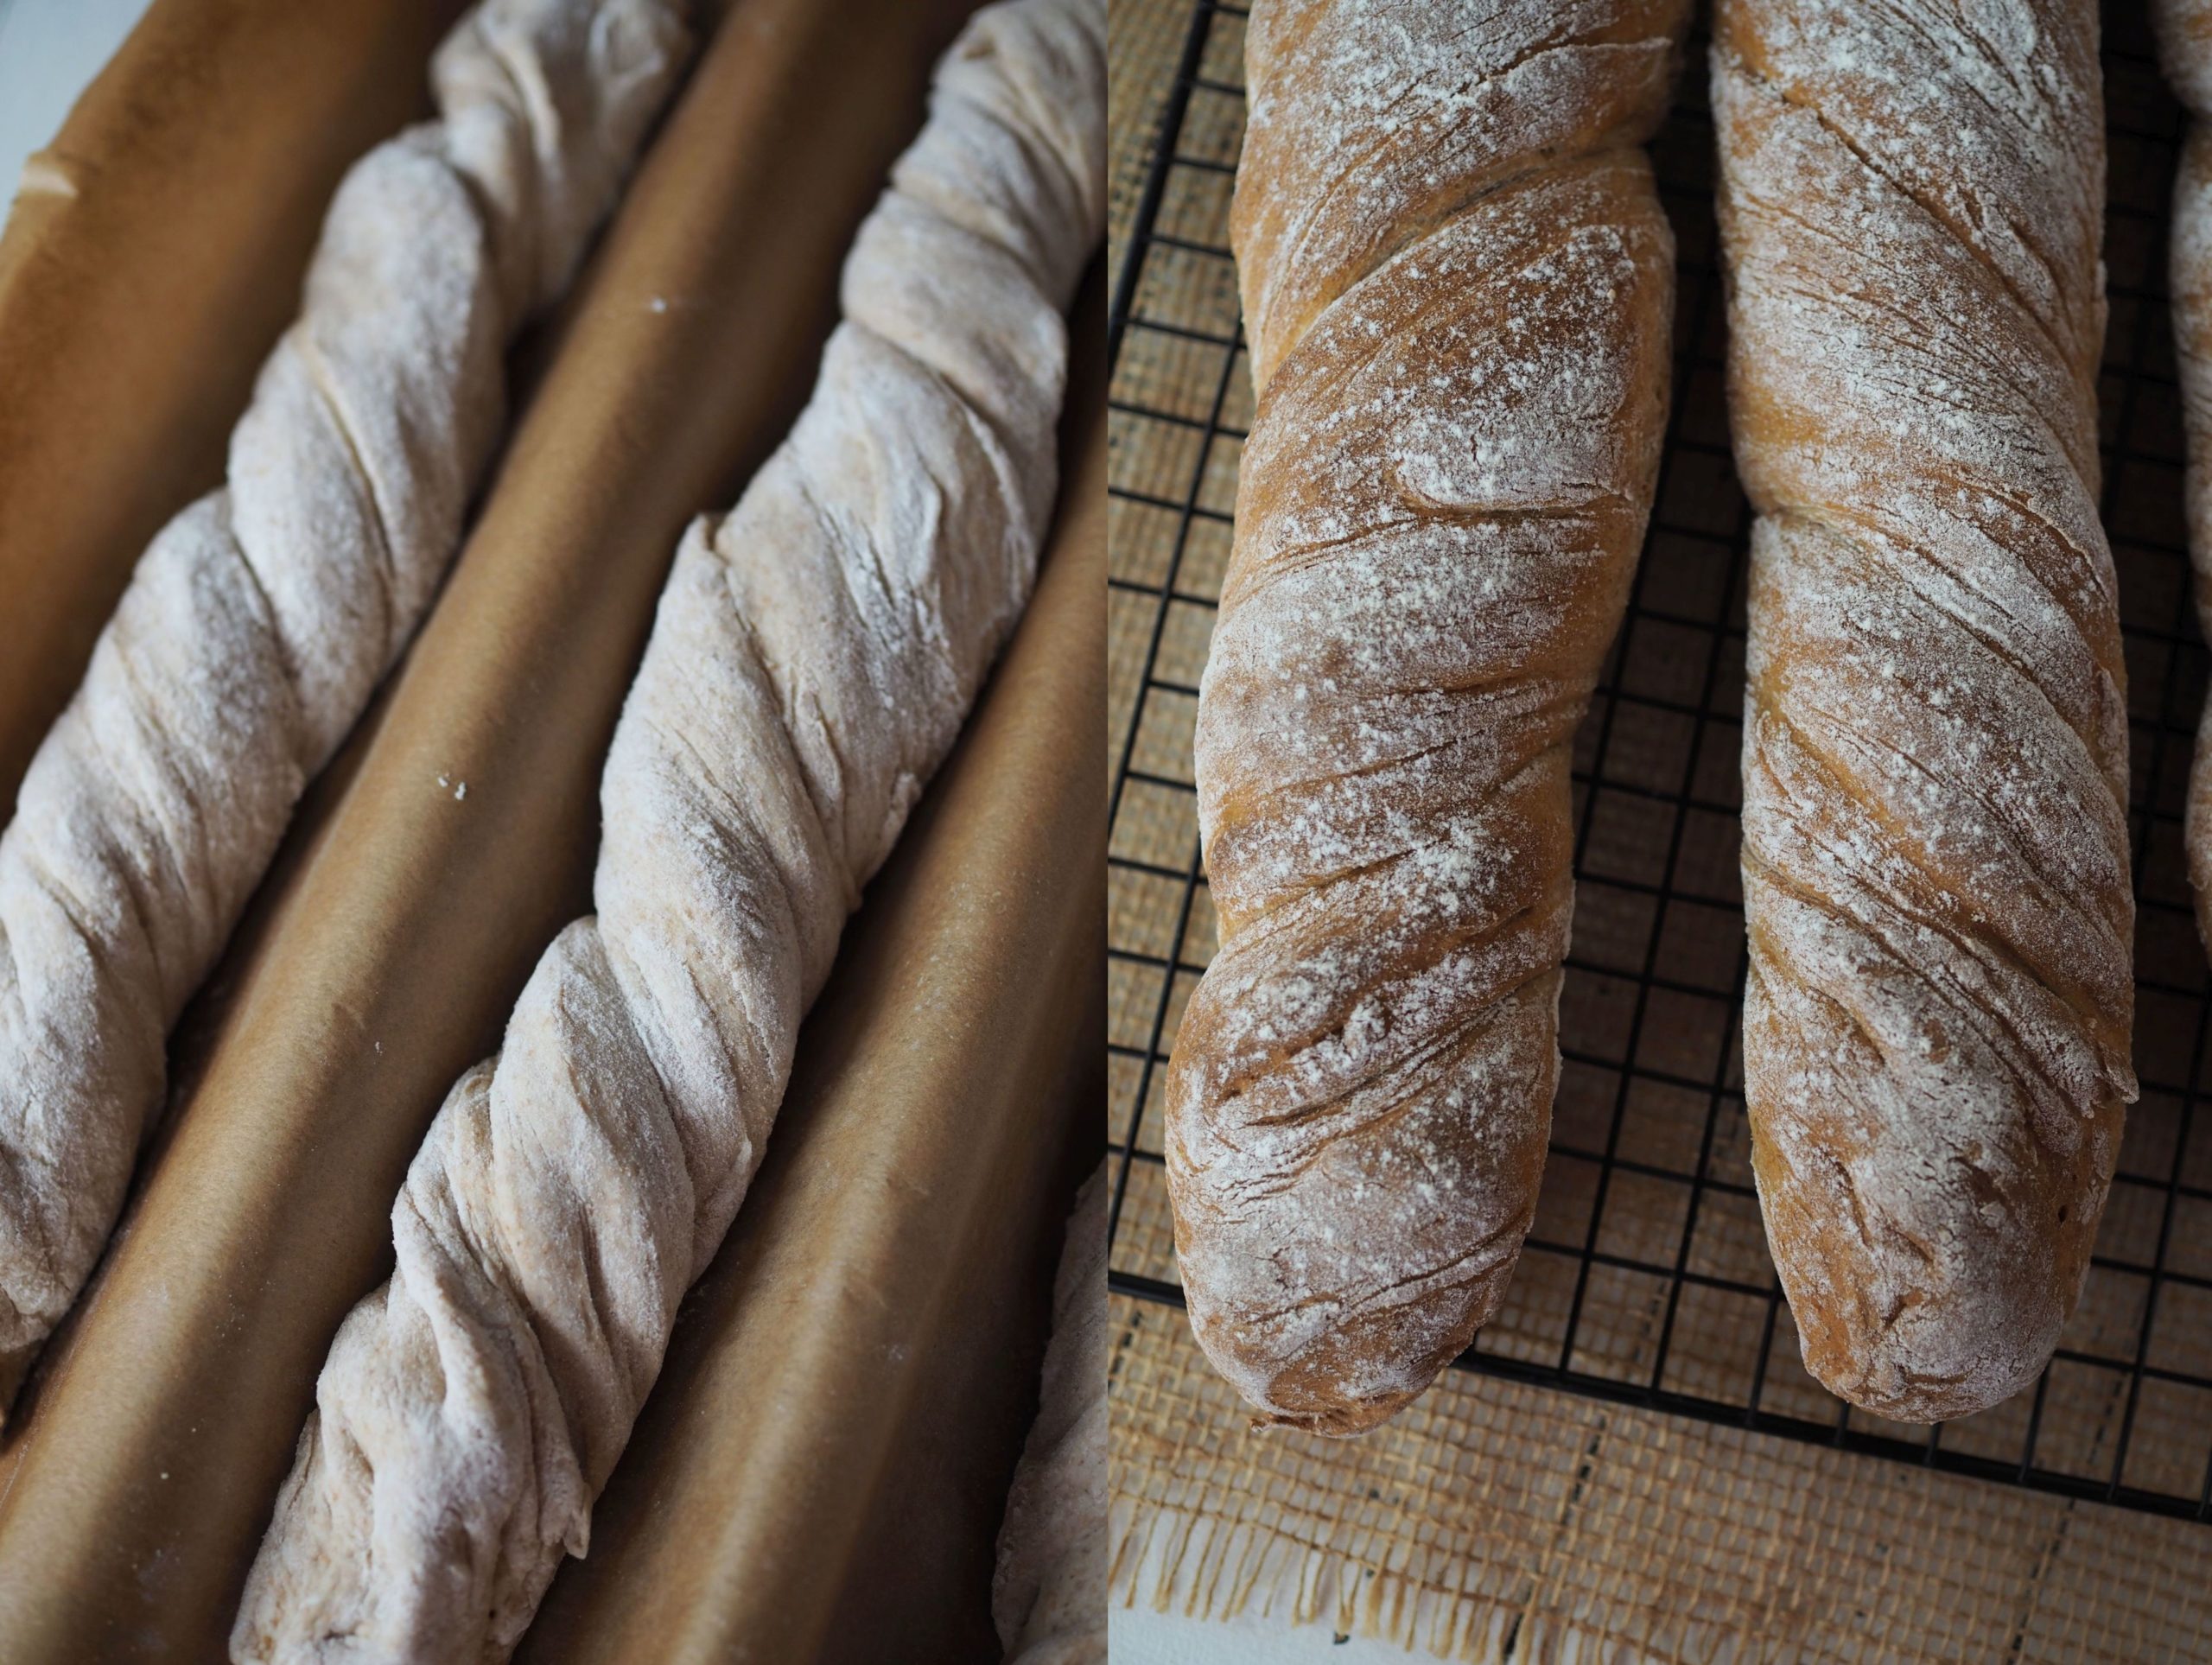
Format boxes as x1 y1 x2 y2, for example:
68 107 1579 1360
1106 0 2212 1524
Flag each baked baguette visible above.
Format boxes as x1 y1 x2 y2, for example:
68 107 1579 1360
231 3 1105 1656
0 0 688 1408
1715 0 2134 1421
2157 0 2212 942
1163 0 1681 1434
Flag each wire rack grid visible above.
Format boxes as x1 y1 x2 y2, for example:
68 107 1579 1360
1105 0 2212 1525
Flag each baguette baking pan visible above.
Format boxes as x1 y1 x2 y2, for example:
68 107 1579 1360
0 0 1100 1654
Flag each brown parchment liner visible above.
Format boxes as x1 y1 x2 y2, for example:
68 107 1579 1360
521 274 1108 1665
0 0 469 814
0 0 1013 1656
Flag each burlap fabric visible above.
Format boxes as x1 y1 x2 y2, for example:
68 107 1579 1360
1106 0 2212 1656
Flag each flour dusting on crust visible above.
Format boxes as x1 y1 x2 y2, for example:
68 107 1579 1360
1715 0 2134 1421
1163 0 1683 1434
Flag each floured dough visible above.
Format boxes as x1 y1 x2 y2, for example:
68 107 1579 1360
993 1161 1107 1665
0 0 689 1404
230 3 1105 1658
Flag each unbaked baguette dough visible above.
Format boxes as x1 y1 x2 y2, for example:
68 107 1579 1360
1162 0 1681 1434
993 1161 1107 1665
2158 0 2212 943
1715 0 2134 1421
0 0 689 1406
231 3 1105 1657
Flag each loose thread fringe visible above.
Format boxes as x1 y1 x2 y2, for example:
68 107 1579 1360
1109 1493 1685 1664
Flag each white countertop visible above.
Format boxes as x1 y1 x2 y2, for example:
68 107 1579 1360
0 0 156 201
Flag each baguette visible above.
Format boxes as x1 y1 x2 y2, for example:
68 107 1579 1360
232 3 1105 1655
1163 0 1681 1434
1714 0 2134 1421
2157 0 2212 943
0 0 688 1408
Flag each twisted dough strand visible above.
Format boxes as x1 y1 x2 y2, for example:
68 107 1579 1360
232 3 1104 1656
1716 0 2134 1420
1162 0 1681 1434
993 1162 1108 1664
0 0 689 1399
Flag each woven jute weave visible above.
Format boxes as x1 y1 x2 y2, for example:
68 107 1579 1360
1106 0 2212 1656
1111 1293 2212 1659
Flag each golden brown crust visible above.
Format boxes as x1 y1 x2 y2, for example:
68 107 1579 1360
1163 0 1681 1434
1716 0 2134 1421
